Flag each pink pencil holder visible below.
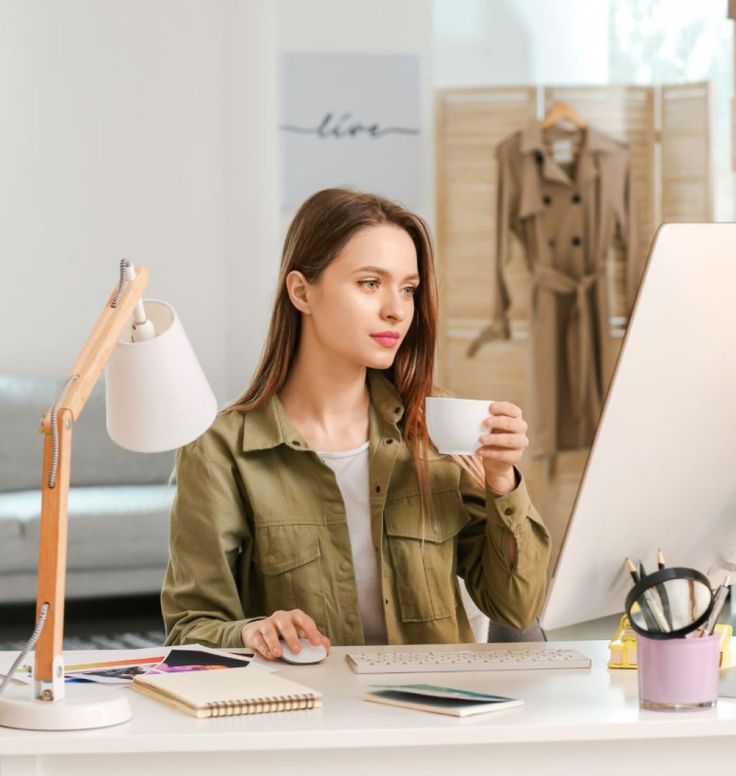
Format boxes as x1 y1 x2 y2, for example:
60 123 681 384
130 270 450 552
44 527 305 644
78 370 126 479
637 633 721 711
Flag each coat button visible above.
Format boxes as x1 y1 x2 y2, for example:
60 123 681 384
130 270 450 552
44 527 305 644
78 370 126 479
534 151 544 164
572 193 582 204
542 195 552 206
292 440 301 447
504 507 514 516
340 560 352 573
394 406 401 414
548 238 555 248
571 236 582 246
385 438 394 445
375 485 381 493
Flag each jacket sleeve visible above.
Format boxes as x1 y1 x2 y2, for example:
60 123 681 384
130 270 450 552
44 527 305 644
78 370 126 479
455 465 551 629
467 141 516 357
161 438 261 648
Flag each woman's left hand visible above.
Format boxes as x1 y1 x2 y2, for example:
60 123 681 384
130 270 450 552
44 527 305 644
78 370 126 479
475 401 529 495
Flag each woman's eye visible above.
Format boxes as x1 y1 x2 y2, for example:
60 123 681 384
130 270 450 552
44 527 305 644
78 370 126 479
359 279 380 290
402 286 417 296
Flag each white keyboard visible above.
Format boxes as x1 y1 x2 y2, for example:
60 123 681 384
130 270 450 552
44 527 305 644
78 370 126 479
346 647 591 674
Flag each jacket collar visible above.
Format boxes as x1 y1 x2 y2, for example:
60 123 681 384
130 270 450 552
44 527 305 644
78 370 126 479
519 120 619 187
241 369 405 453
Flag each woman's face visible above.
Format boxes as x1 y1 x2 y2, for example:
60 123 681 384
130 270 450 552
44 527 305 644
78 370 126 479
303 223 419 370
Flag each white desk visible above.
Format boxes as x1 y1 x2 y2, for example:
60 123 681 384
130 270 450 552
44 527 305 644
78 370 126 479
1 641 736 776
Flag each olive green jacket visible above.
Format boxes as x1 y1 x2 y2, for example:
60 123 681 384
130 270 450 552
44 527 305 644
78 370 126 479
162 370 551 648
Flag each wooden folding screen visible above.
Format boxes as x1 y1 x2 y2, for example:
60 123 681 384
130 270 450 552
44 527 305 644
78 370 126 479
434 87 536 409
435 82 713 569
435 81 713 406
660 82 714 222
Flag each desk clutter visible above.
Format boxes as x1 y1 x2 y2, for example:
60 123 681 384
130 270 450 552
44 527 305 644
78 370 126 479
132 666 321 718
363 684 522 717
608 615 733 670
9 645 258 687
619 552 732 711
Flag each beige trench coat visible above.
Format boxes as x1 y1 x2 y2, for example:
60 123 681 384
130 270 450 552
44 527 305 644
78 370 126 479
478 121 642 455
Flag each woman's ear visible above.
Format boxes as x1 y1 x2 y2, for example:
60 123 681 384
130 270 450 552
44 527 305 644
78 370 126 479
285 270 312 314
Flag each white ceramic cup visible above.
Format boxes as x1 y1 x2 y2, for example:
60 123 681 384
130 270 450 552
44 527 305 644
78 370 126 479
425 396 494 455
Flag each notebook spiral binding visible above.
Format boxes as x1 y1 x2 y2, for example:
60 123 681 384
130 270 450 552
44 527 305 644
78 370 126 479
206 693 317 716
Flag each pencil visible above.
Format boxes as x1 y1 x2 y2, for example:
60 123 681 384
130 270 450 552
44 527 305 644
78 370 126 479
625 558 640 585
657 549 665 570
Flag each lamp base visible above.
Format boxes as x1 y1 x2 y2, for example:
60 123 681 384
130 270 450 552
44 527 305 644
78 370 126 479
0 683 132 730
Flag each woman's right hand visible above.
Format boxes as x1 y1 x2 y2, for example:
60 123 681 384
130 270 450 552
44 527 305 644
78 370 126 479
240 609 331 660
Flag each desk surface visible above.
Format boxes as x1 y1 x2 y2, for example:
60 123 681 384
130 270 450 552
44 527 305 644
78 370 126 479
2 640 736 758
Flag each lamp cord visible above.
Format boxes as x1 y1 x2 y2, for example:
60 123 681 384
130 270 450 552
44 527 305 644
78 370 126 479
0 603 50 698
47 375 79 489
111 259 130 309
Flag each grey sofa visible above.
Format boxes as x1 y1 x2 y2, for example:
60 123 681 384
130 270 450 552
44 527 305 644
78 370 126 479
0 374 175 604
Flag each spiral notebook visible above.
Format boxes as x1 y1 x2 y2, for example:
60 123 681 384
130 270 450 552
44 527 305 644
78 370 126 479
132 666 322 718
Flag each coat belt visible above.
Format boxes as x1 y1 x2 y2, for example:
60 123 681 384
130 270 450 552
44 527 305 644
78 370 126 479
532 266 600 422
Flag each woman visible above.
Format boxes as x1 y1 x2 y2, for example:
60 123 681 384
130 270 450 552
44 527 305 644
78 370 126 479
162 188 550 660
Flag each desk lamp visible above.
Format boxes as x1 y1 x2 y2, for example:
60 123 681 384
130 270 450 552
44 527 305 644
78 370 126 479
0 261 217 730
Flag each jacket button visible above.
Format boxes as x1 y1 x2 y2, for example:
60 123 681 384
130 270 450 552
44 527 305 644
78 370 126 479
548 238 555 248
394 406 401 414
340 560 351 573
504 507 514 516
375 485 381 493
534 151 543 164
292 440 301 447
542 195 552 206
571 236 582 246
572 193 582 204
385 438 394 445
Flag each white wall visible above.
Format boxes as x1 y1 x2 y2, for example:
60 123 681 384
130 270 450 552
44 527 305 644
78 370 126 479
0 0 280 404
433 0 610 88
222 0 279 401
0 0 433 405
277 0 435 230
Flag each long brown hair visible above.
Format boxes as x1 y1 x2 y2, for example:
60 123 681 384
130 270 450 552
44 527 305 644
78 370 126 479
228 188 483 516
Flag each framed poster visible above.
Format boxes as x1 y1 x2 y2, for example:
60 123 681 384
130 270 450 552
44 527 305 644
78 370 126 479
280 52 422 209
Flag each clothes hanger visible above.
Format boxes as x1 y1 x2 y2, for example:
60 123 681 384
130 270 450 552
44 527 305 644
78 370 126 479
540 101 588 131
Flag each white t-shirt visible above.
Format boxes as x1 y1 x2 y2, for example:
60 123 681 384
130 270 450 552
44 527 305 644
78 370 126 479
316 441 388 645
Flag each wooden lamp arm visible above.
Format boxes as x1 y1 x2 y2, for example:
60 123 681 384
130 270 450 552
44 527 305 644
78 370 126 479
34 267 149 701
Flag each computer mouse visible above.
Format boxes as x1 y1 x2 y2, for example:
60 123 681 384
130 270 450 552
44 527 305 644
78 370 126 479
278 638 328 665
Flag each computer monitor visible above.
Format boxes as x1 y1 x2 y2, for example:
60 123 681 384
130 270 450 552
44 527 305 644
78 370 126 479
541 223 736 631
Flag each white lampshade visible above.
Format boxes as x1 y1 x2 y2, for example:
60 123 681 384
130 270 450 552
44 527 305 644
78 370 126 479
105 299 217 452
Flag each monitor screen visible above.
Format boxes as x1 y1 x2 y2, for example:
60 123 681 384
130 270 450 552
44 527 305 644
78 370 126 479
541 223 736 631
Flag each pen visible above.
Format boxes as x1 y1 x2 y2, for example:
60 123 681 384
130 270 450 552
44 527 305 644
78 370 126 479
657 549 665 570
655 579 673 632
702 576 731 636
642 587 670 632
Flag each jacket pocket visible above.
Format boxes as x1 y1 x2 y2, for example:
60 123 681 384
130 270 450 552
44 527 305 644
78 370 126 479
253 525 327 628
384 490 469 623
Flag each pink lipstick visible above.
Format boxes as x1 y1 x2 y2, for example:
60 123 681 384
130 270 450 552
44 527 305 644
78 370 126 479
370 331 401 348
